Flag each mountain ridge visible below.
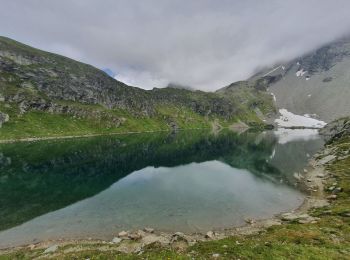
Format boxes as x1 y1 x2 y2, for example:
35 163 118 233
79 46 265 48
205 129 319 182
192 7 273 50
0 36 274 139
247 36 350 122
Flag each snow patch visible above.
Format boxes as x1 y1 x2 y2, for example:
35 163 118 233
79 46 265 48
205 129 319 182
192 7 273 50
296 69 307 77
263 65 282 77
271 92 277 102
275 109 326 128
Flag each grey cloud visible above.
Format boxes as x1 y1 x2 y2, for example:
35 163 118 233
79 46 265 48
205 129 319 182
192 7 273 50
1 0 350 90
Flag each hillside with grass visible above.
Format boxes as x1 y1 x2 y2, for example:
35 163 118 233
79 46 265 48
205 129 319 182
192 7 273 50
0 36 275 140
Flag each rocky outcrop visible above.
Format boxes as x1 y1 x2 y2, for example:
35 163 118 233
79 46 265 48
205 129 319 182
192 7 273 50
320 117 350 143
252 37 350 122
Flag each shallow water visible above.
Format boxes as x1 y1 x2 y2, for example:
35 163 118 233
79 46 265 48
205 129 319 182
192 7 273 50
0 129 323 247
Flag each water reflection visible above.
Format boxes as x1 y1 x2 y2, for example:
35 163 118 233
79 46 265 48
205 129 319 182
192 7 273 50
0 129 324 247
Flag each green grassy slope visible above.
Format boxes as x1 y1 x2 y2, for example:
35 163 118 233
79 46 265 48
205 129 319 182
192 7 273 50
0 36 275 139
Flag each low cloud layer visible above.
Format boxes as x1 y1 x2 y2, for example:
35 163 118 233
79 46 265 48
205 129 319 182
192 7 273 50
1 0 350 90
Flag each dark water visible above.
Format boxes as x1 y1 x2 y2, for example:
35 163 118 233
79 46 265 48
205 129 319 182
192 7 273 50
0 129 323 247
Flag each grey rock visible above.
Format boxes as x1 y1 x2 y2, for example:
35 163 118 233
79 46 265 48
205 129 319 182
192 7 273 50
171 232 188 242
112 237 122 244
281 213 319 223
43 244 58 254
144 227 154 233
205 231 215 239
327 194 337 200
332 187 343 193
142 234 170 246
118 230 129 237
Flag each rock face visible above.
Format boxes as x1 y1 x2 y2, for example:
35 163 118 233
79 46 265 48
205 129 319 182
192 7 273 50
320 117 350 143
251 36 350 122
0 112 9 127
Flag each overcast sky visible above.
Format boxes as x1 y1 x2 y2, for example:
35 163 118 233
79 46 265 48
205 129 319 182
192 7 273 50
1 0 350 91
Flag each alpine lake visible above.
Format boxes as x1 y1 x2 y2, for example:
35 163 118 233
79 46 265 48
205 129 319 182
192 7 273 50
0 129 324 248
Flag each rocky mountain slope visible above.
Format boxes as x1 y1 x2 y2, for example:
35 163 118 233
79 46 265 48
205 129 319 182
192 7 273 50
250 36 350 122
0 36 274 139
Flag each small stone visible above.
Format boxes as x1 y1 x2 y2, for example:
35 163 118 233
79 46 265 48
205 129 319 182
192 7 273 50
281 213 298 221
327 194 337 200
244 218 255 224
112 237 122 244
212 253 220 258
332 187 343 193
235 240 241 245
28 244 36 250
205 231 215 239
43 245 58 254
327 186 335 191
142 234 171 246
171 232 188 242
307 179 312 182
128 231 143 240
222 245 228 248
118 231 129 237
144 227 154 233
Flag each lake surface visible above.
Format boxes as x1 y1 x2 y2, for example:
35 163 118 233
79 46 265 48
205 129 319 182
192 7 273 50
0 129 324 248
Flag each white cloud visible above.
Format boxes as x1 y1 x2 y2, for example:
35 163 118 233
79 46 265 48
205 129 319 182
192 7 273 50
1 0 350 90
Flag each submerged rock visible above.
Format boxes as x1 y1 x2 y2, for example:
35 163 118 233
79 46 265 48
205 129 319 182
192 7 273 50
244 218 256 224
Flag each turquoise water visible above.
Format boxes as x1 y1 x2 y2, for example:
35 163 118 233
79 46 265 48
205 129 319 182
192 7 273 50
0 129 323 247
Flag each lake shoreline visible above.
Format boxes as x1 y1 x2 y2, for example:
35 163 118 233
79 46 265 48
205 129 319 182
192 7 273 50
0 128 208 144
0 141 330 254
